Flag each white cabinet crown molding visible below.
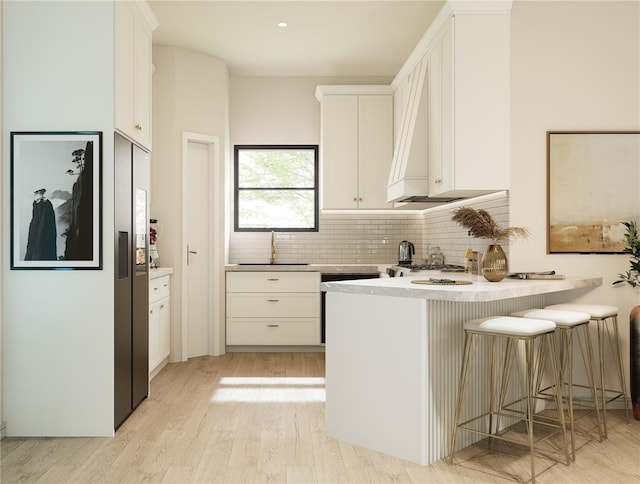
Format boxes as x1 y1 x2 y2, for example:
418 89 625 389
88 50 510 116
391 0 512 90
129 0 159 31
315 85 393 101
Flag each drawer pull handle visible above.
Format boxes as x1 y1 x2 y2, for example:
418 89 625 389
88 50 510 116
160 304 165 309
267 278 280 281
267 299 279 303
153 287 159 291
163 284 168 287
267 324 280 328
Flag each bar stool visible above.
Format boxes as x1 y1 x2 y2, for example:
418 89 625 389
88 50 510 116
449 316 570 484
545 303 631 437
511 309 603 460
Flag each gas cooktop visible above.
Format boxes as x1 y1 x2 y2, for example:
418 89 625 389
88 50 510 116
400 263 466 272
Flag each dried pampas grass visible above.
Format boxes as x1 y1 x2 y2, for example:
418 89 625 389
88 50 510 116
451 207 531 243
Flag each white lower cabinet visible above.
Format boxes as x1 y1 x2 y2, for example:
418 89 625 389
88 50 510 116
226 272 320 346
149 274 170 374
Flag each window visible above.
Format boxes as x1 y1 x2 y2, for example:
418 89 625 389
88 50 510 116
234 145 319 231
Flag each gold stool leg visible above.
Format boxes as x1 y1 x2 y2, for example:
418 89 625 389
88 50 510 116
525 337 537 483
608 316 631 424
495 337 516 438
577 323 604 442
558 327 576 461
450 331 474 464
546 332 571 466
597 319 608 439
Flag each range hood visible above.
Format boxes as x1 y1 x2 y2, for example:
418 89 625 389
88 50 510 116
386 58 447 205
386 1 512 206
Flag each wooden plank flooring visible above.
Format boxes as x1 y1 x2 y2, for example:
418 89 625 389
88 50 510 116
1 352 638 483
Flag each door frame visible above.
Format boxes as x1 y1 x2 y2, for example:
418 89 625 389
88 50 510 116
180 131 225 359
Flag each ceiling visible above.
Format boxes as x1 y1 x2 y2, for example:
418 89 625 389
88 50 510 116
148 0 445 77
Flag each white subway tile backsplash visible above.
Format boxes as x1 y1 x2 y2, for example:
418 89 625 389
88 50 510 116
228 192 510 265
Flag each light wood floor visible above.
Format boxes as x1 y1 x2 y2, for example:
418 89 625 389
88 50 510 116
1 352 638 483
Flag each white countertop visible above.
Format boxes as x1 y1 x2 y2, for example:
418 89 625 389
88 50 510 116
321 272 602 302
150 267 174 279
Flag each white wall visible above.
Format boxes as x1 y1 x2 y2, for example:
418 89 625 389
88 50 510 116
510 0 640 393
2 1 115 436
151 46 229 361
230 76 391 146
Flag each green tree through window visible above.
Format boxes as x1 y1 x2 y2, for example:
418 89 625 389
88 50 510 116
234 145 319 231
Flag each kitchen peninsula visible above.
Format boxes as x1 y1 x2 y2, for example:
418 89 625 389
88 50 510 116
322 274 602 466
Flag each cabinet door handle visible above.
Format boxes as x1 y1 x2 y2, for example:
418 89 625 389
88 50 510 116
150 310 153 314
187 244 198 265
435 179 442 184
160 304 165 309
153 287 159 291
135 124 142 130
267 324 280 328
266 278 279 281
353 197 357 202
267 299 279 303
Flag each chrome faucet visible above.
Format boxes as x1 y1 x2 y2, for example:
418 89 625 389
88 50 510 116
270 231 276 264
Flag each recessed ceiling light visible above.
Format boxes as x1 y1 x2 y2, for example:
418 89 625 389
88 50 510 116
277 22 288 28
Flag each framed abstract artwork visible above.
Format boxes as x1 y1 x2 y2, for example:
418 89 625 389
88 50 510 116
11 131 102 269
547 131 640 254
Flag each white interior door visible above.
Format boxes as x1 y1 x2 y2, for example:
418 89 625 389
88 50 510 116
186 140 210 358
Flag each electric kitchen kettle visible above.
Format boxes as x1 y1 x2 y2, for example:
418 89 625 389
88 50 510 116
398 240 415 265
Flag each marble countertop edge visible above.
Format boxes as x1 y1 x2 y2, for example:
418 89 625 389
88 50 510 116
321 275 603 302
150 267 174 279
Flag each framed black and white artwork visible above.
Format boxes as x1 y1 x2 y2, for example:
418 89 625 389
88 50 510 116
11 131 102 269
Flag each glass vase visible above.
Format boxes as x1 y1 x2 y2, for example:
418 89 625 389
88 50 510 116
482 244 508 282
149 244 159 269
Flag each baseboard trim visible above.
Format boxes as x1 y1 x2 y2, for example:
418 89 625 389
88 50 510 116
226 345 326 353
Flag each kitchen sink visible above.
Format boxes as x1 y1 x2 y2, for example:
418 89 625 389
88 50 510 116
237 263 309 266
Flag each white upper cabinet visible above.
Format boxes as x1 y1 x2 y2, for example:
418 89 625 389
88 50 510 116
115 1 158 150
427 8 510 197
388 1 512 202
316 86 394 209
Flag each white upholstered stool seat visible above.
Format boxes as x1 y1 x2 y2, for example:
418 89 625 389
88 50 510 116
544 303 630 437
464 316 556 336
545 303 617 319
450 316 569 483
511 309 590 327
511 308 603 459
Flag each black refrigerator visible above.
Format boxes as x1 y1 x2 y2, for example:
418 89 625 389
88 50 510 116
114 132 150 430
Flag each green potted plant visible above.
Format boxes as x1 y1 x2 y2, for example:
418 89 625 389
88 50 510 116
613 220 640 287
613 220 640 420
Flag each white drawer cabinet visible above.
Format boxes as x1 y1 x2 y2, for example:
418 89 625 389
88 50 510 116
226 271 319 293
226 271 321 346
227 319 319 346
149 274 170 374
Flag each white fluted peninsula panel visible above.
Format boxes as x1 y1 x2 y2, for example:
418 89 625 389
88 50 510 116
324 275 601 466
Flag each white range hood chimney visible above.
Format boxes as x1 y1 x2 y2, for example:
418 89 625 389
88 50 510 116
386 1 512 206
386 57 429 204
386 57 461 206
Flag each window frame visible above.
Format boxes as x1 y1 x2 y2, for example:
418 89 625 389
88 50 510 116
234 144 320 232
